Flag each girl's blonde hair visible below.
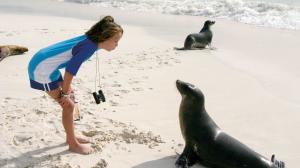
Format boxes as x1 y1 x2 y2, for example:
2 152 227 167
85 16 123 43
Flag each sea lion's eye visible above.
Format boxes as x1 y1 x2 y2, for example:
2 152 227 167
188 84 195 89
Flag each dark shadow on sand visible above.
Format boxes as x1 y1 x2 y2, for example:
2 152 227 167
0 143 69 168
132 155 208 168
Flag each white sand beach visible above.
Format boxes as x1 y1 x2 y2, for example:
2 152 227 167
0 0 300 167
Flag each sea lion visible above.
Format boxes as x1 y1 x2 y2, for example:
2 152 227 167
175 20 215 50
175 80 285 168
0 45 28 62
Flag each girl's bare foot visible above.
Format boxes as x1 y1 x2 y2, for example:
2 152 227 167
67 136 91 144
69 143 94 155
76 136 91 143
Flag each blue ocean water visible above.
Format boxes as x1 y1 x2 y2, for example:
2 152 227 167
61 0 300 30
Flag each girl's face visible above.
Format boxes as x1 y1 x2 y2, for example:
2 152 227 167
98 32 123 51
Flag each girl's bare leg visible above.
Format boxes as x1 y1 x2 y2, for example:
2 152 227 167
47 89 93 154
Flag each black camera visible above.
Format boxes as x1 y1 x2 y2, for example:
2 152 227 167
92 90 106 104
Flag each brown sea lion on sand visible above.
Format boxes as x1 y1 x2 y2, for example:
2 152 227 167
0 45 28 62
175 20 215 50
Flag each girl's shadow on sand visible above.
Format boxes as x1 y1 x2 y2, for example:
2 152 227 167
0 143 69 168
132 155 208 168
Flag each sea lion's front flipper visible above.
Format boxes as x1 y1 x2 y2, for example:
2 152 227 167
0 55 5 62
175 144 198 168
271 154 285 168
174 47 186 50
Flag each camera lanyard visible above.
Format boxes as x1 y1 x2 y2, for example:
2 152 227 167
94 51 101 92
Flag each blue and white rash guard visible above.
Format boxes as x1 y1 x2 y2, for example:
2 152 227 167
28 35 98 91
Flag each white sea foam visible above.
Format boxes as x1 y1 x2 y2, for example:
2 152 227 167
62 0 300 30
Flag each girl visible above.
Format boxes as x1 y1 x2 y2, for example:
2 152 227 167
28 16 123 154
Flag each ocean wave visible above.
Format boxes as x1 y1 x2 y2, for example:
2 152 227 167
62 0 300 30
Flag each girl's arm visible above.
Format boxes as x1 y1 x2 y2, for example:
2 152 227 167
62 71 74 94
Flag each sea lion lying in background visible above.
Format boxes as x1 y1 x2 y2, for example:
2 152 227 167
0 45 28 62
175 20 215 50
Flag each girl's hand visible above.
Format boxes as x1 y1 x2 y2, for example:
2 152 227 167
62 87 73 95
58 94 74 108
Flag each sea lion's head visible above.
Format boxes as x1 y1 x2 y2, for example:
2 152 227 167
0 47 10 60
204 20 215 28
176 80 205 105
